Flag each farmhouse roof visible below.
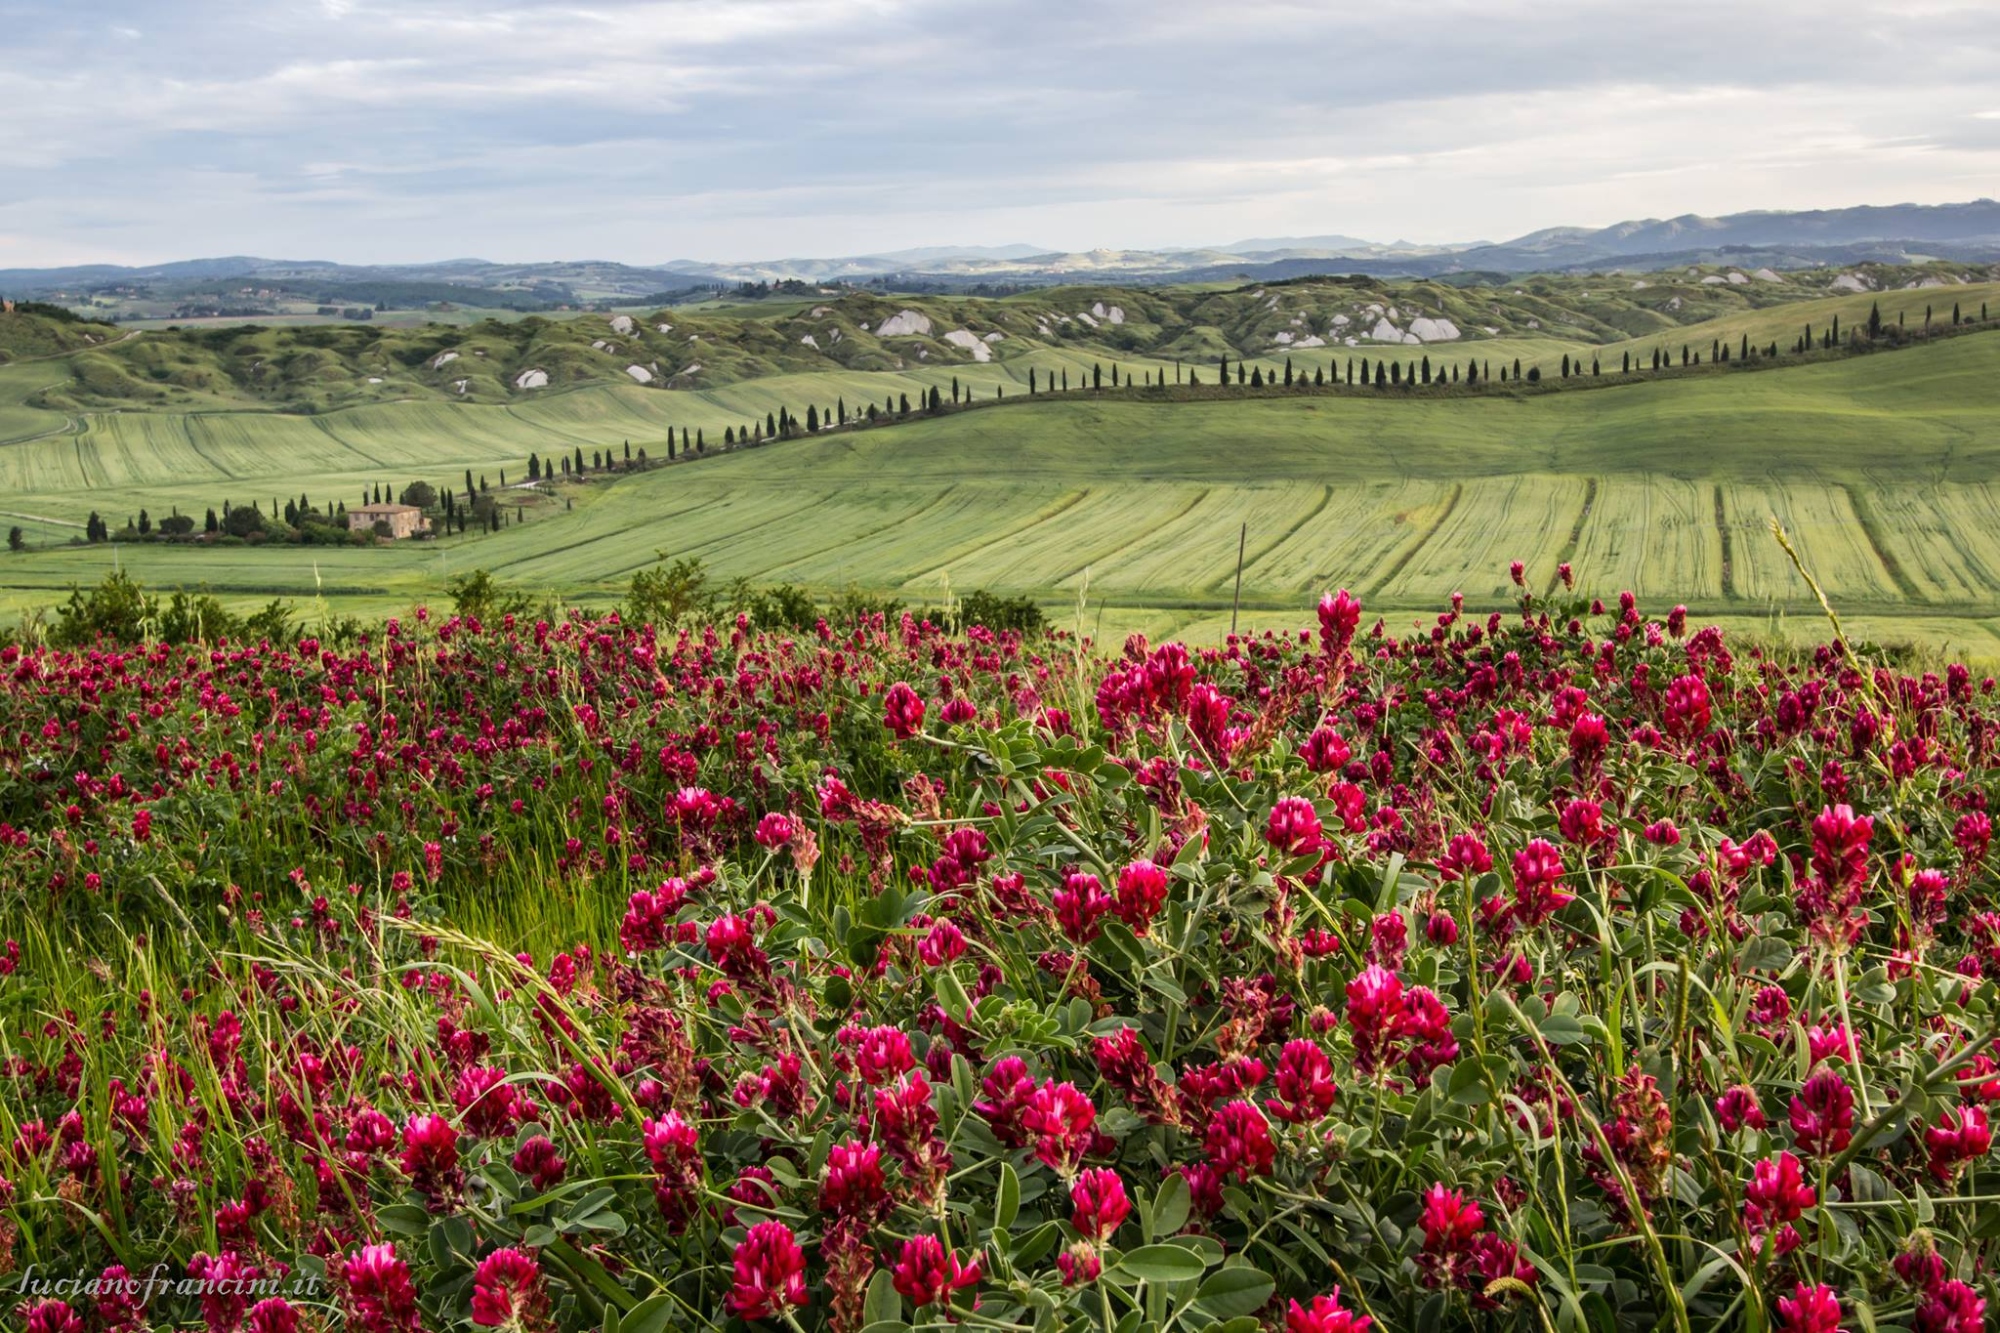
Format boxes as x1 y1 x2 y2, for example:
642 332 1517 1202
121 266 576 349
353 503 423 515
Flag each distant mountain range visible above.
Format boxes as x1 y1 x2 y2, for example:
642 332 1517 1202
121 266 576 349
7 200 1999 306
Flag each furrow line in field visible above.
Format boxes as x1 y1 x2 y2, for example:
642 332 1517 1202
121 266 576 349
1842 484 1924 602
1210 484 1333 595
310 415 394 471
1366 482 1461 598
1714 485 1737 601
1544 477 1599 596
1052 488 1210 587
905 489 1092 585
738 486 960 582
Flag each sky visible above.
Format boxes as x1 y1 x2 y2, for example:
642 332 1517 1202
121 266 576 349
3 0 1999 268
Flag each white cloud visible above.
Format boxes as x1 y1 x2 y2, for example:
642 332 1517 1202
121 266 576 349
0 0 1996 265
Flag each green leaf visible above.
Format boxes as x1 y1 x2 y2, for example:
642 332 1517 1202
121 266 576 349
934 966 971 1018
377 1202 430 1237
1150 1172 1192 1238
864 1269 902 1326
1118 1243 1211 1284
1445 1059 1491 1107
994 1161 1020 1232
619 1294 676 1333
1537 1014 1590 1046
1195 1266 1275 1318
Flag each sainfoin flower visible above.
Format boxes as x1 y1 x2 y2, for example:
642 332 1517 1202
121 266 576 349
728 1221 808 1319
338 1243 424 1333
1266 797 1325 856
470 1248 551 1329
891 1234 982 1309
1285 1289 1373 1333
1069 1167 1132 1241
1789 1069 1856 1157
1022 1080 1097 1175
1113 859 1169 932
1268 1038 1337 1123
1776 1283 1842 1333
883 682 926 738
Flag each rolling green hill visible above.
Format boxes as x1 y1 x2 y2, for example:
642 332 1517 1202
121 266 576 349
2 317 1996 654
11 261 1993 418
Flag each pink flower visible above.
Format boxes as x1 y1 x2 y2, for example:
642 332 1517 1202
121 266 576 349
883 682 926 739
338 1243 424 1333
1663 673 1711 738
1266 797 1325 857
1022 1080 1097 1175
1268 1039 1337 1123
1745 1151 1815 1242
1346 965 1404 1075
891 1234 982 1310
510 1135 566 1190
470 1248 550 1329
17 1302 85 1333
1790 1069 1855 1158
1568 713 1608 771
728 1221 809 1320
844 1024 916 1086
1113 859 1169 932
1054 871 1112 945
1925 1105 1993 1183
1437 832 1492 882
1776 1283 1842 1333
398 1113 462 1208
1916 1280 1986 1333
1510 839 1572 927
1069 1167 1132 1241
1285 1290 1373 1333
1810 803 1873 892
820 1140 889 1219
246 1299 300 1333
1317 590 1363 661
1715 1086 1767 1133
1300 726 1352 774
1205 1099 1276 1181
753 811 800 850
918 918 966 966
187 1250 260 1333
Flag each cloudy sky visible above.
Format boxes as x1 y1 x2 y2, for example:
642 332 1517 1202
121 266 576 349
4 0 1999 267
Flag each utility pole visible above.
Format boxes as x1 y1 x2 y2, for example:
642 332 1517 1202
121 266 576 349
1229 523 1246 637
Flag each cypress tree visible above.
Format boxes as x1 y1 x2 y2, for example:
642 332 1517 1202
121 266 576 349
1237 361 1246 385
1249 366 1263 388
1868 301 1882 338
951 376 960 403
838 396 847 423
806 404 819 431
1092 362 1102 390
899 392 911 415
697 429 704 451
1029 368 1037 394
1420 355 1431 384
669 435 677 460
1061 369 1068 391
1284 358 1294 387
1314 365 1324 386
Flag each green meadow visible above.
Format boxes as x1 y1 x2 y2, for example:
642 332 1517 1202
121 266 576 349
0 276 1997 651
